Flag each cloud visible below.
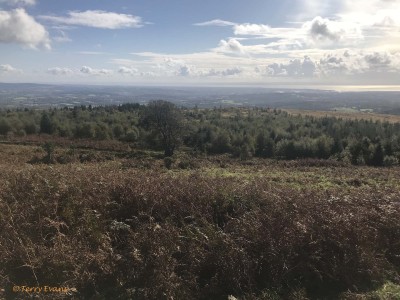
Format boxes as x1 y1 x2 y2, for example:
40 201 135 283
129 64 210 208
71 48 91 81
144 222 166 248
176 65 192 76
361 51 400 73
270 51 399 78
118 47 400 84
194 19 236 27
219 17 364 53
40 10 143 29
216 38 247 55
234 23 271 35
205 67 242 77
335 50 400 74
0 8 50 49
266 56 317 77
164 57 185 68
374 16 397 27
318 55 349 75
159 58 197 77
118 66 138 75
305 16 363 45
0 0 35 6
338 0 400 38
0 64 22 73
80 66 113 75
308 17 343 41
47 67 73 75
364 52 392 66
164 61 243 78
53 30 71 43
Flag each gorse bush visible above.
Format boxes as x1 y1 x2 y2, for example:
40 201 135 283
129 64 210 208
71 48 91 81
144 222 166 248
0 162 399 299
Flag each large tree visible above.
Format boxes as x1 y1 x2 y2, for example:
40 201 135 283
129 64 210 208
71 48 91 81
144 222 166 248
142 100 183 157
40 112 56 134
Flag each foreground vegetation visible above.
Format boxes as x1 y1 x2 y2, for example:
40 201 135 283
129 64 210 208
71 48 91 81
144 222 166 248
0 144 399 299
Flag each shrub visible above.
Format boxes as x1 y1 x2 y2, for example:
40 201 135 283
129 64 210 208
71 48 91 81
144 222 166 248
163 156 175 169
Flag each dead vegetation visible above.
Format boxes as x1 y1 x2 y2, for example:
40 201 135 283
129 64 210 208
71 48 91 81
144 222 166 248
0 145 399 299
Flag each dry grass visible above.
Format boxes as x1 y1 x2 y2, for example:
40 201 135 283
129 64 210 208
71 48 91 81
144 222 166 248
0 145 399 299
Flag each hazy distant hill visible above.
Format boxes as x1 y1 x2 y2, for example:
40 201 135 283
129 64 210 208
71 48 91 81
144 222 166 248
0 82 400 114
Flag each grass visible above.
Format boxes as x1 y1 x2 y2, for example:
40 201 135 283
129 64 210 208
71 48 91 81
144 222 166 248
0 143 399 299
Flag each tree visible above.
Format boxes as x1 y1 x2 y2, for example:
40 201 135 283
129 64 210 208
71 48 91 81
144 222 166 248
371 143 384 166
255 132 275 158
0 118 12 135
42 142 55 163
40 112 55 134
210 131 231 154
74 123 94 139
316 135 333 159
141 100 183 157
348 140 363 165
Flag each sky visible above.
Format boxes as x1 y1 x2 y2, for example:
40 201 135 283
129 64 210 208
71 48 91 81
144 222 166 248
0 0 400 88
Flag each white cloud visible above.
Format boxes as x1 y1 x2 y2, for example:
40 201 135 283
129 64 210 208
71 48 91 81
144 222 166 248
364 52 392 66
40 10 143 29
0 64 21 73
118 66 138 75
234 23 271 36
112 53 248 79
177 65 193 76
0 0 35 6
216 38 247 55
194 19 236 27
47 67 73 75
305 17 363 45
163 62 243 78
308 17 344 41
37 47 400 84
224 17 363 51
0 8 50 49
318 54 349 75
266 56 317 77
164 57 185 68
337 0 400 45
53 30 71 43
160 58 198 77
260 50 400 80
80 66 113 75
374 16 397 27
205 67 242 77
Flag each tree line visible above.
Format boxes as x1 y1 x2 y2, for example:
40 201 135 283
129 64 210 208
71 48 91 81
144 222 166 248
0 101 399 166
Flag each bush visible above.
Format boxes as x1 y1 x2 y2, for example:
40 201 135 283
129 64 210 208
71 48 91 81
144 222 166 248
163 156 174 169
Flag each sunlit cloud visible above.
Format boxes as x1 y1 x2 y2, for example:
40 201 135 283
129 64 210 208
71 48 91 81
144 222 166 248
40 10 144 29
0 8 50 49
